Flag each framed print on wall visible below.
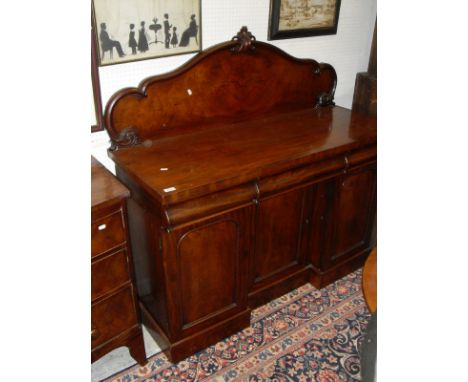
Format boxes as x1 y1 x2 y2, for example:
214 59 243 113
92 0 202 66
91 28 104 132
268 0 342 40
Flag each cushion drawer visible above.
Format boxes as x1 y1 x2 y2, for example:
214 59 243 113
91 210 126 257
91 249 130 301
91 286 137 349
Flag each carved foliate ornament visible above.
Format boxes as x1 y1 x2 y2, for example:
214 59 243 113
231 26 256 53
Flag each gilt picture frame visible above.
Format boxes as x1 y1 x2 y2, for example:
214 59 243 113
268 0 342 40
92 0 202 66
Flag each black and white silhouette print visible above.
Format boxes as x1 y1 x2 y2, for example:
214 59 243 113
171 26 178 48
179 14 198 47
163 14 172 49
99 22 125 59
93 0 201 65
128 24 137 54
149 18 163 45
138 21 149 52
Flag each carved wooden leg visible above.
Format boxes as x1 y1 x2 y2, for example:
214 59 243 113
127 332 147 366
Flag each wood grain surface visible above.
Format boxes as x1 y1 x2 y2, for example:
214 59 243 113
362 247 377 313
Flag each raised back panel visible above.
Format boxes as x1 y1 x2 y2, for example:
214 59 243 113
104 27 337 150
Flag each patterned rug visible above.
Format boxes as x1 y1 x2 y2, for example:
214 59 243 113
104 269 370 382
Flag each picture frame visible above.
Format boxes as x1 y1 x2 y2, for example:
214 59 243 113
91 26 104 132
268 0 342 41
92 0 202 66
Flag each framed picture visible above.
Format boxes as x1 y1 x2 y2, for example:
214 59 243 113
91 27 104 132
92 0 202 66
268 0 342 40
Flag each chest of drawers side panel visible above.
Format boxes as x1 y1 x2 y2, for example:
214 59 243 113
91 157 147 366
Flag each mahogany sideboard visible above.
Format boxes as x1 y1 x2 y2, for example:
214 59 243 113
91 156 147 365
103 27 377 363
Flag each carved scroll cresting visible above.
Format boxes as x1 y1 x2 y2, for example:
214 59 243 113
109 127 142 151
314 63 337 107
231 26 256 53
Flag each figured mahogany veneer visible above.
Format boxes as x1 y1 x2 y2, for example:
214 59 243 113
91 157 147 366
363 247 377 313
104 27 336 150
103 27 377 363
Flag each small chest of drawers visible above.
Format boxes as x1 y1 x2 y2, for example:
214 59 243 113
91 156 147 366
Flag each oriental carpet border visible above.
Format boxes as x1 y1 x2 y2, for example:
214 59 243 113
104 269 370 382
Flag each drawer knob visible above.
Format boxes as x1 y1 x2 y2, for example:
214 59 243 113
91 326 99 340
98 224 107 231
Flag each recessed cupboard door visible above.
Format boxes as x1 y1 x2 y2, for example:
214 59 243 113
162 206 254 339
251 187 309 291
324 163 377 269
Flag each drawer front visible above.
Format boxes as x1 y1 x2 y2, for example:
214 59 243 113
91 210 126 257
91 249 130 301
91 286 137 349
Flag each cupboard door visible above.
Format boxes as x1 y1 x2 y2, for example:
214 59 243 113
251 188 308 291
308 180 335 270
164 206 253 338
325 163 376 268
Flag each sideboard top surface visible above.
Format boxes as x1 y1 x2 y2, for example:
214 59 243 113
105 27 376 206
110 106 376 205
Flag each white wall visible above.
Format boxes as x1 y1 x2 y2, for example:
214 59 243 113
92 0 376 172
